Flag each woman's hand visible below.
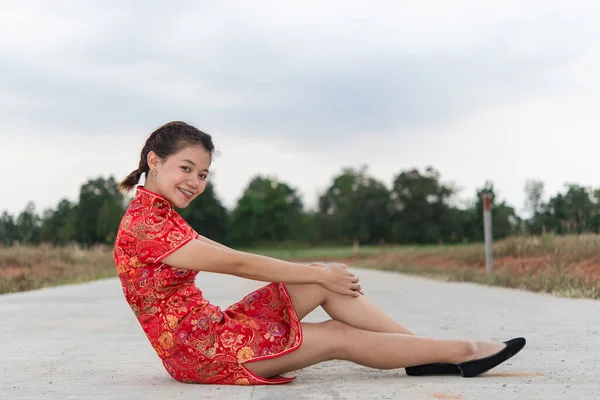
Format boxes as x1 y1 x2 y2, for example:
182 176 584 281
310 262 363 297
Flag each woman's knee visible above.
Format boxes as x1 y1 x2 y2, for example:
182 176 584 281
322 319 348 331
318 320 352 359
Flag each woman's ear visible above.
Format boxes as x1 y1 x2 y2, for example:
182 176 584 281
147 151 161 171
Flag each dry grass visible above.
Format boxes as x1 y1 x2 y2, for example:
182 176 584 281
255 234 600 299
0 243 116 294
349 234 600 299
438 233 600 266
359 258 600 299
2 234 600 298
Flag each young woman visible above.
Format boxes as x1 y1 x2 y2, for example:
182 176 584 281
113 121 526 385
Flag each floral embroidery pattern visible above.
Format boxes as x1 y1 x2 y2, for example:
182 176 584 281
113 186 303 385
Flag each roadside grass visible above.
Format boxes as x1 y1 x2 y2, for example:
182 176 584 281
2 234 600 298
0 243 116 295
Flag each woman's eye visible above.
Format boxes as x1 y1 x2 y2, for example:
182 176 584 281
181 166 191 172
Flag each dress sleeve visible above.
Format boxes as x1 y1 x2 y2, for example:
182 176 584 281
134 213 198 265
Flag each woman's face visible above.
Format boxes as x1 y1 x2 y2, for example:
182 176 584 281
146 145 211 209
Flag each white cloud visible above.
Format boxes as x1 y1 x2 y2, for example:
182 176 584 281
0 122 141 215
1 0 600 218
424 49 600 214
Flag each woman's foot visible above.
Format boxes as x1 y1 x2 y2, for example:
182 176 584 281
405 340 506 376
457 337 526 377
458 340 507 364
405 337 525 377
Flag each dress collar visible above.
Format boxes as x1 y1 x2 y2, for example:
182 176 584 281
134 186 173 211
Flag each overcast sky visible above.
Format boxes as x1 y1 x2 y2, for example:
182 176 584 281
1 0 599 218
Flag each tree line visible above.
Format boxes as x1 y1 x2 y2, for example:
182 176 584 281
0 165 598 247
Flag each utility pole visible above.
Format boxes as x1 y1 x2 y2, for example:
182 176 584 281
483 193 494 274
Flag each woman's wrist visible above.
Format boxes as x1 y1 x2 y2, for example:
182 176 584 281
308 265 328 285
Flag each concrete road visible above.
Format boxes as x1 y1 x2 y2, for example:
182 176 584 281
1 267 599 400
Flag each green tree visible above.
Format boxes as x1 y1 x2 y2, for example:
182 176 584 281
438 206 473 244
389 166 457 244
317 166 392 245
296 211 320 245
590 188 600 233
0 211 19 245
523 179 546 234
563 184 593 234
544 184 594 234
75 176 126 245
177 181 229 244
544 193 567 234
467 181 518 241
229 176 305 246
524 180 545 216
40 199 77 245
16 202 41 244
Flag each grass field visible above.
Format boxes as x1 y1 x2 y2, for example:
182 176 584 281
0 244 115 295
1 234 600 298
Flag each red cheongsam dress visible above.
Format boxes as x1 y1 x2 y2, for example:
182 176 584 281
113 186 303 385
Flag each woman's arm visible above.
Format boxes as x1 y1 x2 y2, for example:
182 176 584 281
195 234 235 252
162 239 361 297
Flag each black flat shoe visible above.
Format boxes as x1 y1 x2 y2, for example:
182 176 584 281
458 337 526 378
405 363 461 376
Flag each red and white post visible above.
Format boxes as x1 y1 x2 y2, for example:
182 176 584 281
483 193 494 274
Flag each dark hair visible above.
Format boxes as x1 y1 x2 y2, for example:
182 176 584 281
118 121 216 193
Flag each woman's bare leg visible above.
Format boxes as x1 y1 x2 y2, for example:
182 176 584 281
244 320 503 379
285 282 415 335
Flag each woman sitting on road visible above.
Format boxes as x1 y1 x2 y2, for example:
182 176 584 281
113 121 526 385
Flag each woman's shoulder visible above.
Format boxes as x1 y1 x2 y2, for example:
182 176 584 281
119 198 194 238
116 195 197 257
